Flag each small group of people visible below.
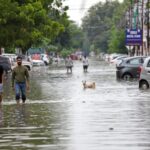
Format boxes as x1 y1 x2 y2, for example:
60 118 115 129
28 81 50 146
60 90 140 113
0 56 30 105
65 55 89 74
0 55 89 104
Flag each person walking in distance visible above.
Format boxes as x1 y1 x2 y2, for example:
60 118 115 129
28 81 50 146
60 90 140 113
65 55 73 74
0 65 4 104
82 56 89 72
12 56 30 104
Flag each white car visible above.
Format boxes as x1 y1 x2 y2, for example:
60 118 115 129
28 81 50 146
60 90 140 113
139 57 150 89
22 60 33 70
114 55 128 66
110 55 127 64
32 59 45 66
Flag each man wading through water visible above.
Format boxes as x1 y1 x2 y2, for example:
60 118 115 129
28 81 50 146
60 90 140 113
65 55 73 74
12 56 30 104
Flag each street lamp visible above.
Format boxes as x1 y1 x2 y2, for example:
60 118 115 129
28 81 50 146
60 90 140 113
148 0 150 55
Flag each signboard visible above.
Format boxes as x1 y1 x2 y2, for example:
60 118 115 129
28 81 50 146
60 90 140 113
125 29 143 46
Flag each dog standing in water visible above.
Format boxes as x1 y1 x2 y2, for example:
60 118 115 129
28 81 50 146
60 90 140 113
82 81 96 89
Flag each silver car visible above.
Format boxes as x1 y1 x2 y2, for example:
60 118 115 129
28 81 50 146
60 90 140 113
116 56 146 80
139 57 150 89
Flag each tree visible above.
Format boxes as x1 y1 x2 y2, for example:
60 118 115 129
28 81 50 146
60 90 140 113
53 21 84 51
0 0 67 53
108 26 127 54
0 0 18 48
67 22 84 49
82 0 121 53
108 0 130 54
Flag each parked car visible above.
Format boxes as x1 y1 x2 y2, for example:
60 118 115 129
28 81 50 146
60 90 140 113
11 60 33 70
32 59 45 66
108 53 121 62
2 53 17 63
0 56 11 72
139 57 150 89
2 53 33 71
110 55 128 65
10 55 33 71
23 60 33 70
116 56 147 80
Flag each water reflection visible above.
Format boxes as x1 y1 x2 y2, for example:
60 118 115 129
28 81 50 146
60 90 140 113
11 105 27 127
0 105 3 127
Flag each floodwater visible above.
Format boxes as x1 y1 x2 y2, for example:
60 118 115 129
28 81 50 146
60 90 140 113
1 58 150 150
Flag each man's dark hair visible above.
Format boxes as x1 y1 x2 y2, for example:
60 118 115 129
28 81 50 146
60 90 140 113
16 56 22 60
0 65 4 74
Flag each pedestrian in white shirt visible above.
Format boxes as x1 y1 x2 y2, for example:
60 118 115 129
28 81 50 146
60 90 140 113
82 56 89 72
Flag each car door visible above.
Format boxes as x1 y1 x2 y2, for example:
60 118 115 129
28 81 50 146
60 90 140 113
144 59 150 82
0 56 11 71
126 57 142 78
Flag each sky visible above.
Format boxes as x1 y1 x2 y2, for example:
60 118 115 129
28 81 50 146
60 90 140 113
64 0 123 25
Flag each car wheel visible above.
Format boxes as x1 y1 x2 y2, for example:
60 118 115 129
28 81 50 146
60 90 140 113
139 81 149 90
122 73 132 81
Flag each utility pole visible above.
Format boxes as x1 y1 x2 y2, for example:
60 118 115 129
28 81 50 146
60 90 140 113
141 0 144 55
147 0 150 55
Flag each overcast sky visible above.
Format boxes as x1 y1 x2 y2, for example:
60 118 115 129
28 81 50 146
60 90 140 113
64 0 123 25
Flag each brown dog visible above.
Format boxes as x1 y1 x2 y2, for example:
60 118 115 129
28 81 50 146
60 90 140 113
82 81 96 89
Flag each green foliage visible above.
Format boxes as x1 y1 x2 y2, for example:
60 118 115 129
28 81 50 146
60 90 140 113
0 0 84 53
54 21 84 49
0 0 18 47
60 48 73 58
108 0 129 54
82 0 130 54
108 26 127 54
82 0 121 53
46 44 58 52
0 0 67 53
5 47 15 53
69 22 84 49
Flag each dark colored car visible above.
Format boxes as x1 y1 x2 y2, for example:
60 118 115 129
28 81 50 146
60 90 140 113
116 56 147 80
0 56 11 72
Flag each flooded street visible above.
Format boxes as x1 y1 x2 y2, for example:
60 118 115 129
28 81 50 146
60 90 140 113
1 58 150 150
